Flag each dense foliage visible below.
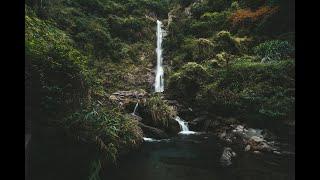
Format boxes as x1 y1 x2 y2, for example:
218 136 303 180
165 0 295 127
254 40 294 61
26 0 295 179
26 0 169 179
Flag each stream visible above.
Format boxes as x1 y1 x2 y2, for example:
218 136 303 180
103 132 294 180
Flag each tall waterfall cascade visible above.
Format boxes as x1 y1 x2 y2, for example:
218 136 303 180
155 20 165 92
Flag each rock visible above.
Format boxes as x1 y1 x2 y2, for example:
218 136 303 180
220 147 236 167
219 131 227 139
189 116 208 131
167 118 182 134
109 90 148 110
254 150 261 154
245 145 251 152
250 136 264 142
138 122 169 139
109 95 117 101
130 114 142 121
262 129 276 140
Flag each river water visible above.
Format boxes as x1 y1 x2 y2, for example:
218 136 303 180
103 133 294 180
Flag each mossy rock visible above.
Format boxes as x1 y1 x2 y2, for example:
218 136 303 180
142 94 179 134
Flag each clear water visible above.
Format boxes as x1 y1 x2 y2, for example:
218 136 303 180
103 133 294 180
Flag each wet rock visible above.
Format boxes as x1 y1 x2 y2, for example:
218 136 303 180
220 147 236 167
109 90 148 110
250 136 264 142
273 151 281 155
166 118 181 134
138 122 168 139
219 124 279 153
244 145 251 151
253 151 261 154
189 116 208 131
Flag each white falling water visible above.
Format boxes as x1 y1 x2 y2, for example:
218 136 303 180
155 20 164 92
143 137 170 143
132 102 139 115
174 116 197 135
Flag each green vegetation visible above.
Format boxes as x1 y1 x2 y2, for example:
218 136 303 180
168 62 209 101
165 0 295 128
26 0 295 179
145 94 177 128
197 60 294 123
254 40 294 61
25 0 167 179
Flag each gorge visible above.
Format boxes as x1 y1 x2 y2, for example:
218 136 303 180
26 0 295 180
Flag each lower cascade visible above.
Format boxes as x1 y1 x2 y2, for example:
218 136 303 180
174 116 197 135
132 102 139 115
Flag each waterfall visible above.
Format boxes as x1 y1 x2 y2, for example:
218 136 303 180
132 102 139 115
155 20 164 92
174 116 197 135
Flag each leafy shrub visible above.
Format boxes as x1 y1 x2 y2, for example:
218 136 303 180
230 1 240 10
64 103 143 162
190 2 210 18
108 16 147 43
199 11 229 32
253 40 294 61
180 37 215 62
26 9 92 117
144 0 170 19
197 60 295 122
191 0 232 18
213 31 240 54
168 62 209 101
